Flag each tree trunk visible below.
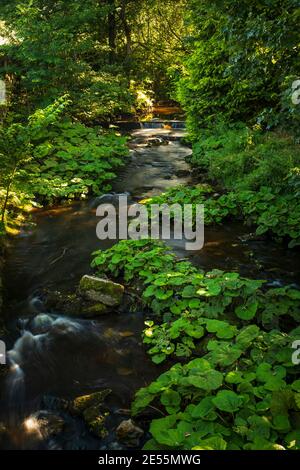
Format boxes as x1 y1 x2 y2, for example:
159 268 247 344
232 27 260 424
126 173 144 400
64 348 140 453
107 0 116 64
120 0 132 58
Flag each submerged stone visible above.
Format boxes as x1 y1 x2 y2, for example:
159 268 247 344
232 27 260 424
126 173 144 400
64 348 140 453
83 303 109 315
23 411 65 438
79 275 124 307
44 289 110 317
116 419 144 447
71 389 111 414
45 290 82 316
37 411 65 437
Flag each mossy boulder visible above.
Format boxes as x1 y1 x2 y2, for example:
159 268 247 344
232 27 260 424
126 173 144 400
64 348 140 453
44 289 110 317
45 291 83 315
79 275 124 307
84 303 109 315
71 389 111 414
71 389 111 438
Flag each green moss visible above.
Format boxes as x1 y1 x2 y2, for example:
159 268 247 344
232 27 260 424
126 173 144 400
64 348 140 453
84 303 109 315
72 390 111 438
79 275 124 306
72 390 111 414
83 407 109 438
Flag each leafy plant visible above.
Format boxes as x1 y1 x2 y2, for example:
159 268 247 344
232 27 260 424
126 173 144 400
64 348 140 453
26 120 129 202
92 240 300 363
143 184 300 248
132 326 300 450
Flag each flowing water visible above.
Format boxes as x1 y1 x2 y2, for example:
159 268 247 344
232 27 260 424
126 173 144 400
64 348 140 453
0 123 300 449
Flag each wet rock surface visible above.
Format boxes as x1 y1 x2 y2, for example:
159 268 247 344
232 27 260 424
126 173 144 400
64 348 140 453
71 390 111 438
28 411 65 438
116 419 144 448
44 275 124 317
79 275 124 307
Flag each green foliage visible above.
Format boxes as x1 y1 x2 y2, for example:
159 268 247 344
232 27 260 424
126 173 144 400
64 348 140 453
0 96 129 228
26 120 129 202
177 0 300 134
92 240 300 450
132 326 300 450
0 0 188 118
0 96 69 224
143 183 300 248
92 240 300 363
0 0 133 120
92 240 176 285
190 123 300 191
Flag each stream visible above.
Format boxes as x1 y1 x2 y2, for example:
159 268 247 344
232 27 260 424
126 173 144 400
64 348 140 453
1 122 300 450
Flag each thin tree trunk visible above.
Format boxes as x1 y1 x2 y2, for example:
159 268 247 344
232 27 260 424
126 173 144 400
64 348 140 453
1 165 17 224
107 0 116 64
1 180 12 224
120 0 132 58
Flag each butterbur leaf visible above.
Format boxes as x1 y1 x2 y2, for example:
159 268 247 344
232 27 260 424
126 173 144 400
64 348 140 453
212 390 243 413
236 325 260 347
206 342 243 367
295 393 300 409
150 415 178 446
225 371 244 384
245 438 285 450
235 301 258 320
186 358 212 371
247 415 271 440
256 363 272 382
204 280 222 296
264 376 286 391
285 430 300 449
189 299 202 309
291 380 300 392
142 439 165 450
155 289 173 300
152 353 166 364
182 285 196 298
192 436 227 450
132 388 155 416
160 389 181 413
186 369 223 391
205 319 237 339
273 414 291 432
191 397 217 420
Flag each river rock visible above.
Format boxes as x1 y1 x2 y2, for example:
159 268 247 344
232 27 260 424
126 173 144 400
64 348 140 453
44 289 110 317
79 275 124 307
71 389 111 438
116 419 144 447
37 411 65 437
23 411 64 438
45 290 86 316
146 137 167 146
